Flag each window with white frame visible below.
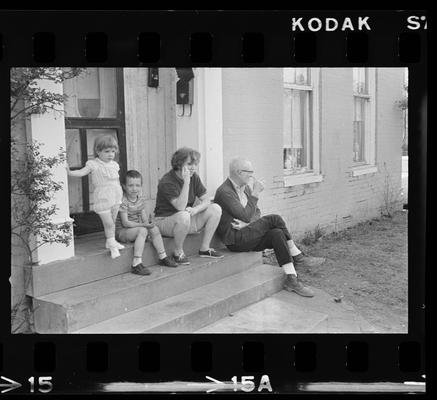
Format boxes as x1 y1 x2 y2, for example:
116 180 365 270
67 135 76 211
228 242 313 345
283 68 320 177
352 68 376 166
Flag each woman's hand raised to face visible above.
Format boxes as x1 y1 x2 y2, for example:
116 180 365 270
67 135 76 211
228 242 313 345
181 165 191 183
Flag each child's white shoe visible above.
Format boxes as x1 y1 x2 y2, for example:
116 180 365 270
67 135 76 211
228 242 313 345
114 241 125 250
105 239 124 250
109 246 120 259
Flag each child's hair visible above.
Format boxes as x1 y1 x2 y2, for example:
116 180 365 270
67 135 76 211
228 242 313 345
94 134 119 157
124 169 143 184
171 147 201 170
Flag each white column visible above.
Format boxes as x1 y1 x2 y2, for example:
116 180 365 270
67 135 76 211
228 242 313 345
175 68 224 196
26 78 75 265
200 68 224 196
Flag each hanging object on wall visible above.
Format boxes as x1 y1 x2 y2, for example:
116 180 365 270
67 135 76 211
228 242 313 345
175 68 194 116
148 68 159 87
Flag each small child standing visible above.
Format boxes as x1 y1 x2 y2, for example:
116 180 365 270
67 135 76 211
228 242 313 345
116 170 178 275
67 134 124 259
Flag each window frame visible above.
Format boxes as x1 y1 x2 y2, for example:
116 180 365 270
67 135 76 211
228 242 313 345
282 67 322 187
351 67 377 177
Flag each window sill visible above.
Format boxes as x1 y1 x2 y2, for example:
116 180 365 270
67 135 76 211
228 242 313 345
351 165 378 177
283 173 323 187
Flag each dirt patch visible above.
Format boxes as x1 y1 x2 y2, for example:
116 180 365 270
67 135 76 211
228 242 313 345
263 210 408 333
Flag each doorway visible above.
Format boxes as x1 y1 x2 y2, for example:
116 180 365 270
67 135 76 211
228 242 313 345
64 68 127 235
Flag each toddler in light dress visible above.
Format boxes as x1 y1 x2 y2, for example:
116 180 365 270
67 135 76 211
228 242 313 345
67 134 124 258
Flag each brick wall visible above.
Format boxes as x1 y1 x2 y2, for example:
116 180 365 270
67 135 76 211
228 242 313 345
221 68 405 238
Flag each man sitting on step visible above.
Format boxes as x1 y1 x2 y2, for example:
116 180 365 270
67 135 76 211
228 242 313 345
214 157 326 297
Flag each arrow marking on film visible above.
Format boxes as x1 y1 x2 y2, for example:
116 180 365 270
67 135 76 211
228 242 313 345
205 376 224 393
0 376 22 394
186 376 226 393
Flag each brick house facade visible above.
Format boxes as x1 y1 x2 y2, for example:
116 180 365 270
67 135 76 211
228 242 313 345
11 67 405 331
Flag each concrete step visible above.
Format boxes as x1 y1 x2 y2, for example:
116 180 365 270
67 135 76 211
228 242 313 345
74 263 285 333
195 290 328 333
32 250 261 333
26 233 225 297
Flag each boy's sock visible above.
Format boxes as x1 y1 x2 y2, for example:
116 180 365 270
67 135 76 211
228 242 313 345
157 250 167 260
132 256 142 267
287 240 302 257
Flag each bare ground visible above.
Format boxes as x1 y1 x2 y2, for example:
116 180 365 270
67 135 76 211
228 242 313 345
263 210 408 333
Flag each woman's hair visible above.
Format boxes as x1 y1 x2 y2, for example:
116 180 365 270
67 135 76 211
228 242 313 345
124 169 143 184
94 134 119 157
171 147 201 170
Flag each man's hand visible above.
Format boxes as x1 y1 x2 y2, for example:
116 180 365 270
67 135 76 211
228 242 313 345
251 177 265 197
185 206 197 216
231 218 249 230
143 222 155 229
181 165 191 184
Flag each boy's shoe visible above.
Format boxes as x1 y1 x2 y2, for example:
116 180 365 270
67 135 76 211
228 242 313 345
283 275 314 297
159 256 178 268
131 263 151 275
198 248 224 258
172 253 190 265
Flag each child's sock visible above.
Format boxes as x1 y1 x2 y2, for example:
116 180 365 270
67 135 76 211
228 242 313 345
106 237 117 247
114 240 125 250
157 250 167 260
109 247 120 259
106 237 124 250
132 256 142 267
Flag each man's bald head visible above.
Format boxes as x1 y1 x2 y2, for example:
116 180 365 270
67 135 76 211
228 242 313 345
229 157 254 186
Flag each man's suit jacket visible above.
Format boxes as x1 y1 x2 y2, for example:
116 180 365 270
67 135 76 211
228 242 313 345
214 178 261 245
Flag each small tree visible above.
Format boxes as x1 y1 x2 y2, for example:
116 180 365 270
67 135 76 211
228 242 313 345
380 162 403 218
11 139 72 258
11 67 84 126
11 67 84 333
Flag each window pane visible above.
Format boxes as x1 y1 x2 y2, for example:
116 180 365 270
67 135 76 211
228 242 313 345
353 97 366 162
284 68 310 85
353 68 367 94
296 68 309 84
63 68 117 118
283 89 311 173
66 129 83 213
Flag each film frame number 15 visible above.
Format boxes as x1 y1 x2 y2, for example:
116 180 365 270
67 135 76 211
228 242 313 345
28 376 53 393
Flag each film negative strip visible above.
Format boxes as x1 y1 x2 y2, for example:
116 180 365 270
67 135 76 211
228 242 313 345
2 9 427 395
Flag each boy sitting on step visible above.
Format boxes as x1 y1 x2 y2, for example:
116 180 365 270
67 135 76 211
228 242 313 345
116 170 178 275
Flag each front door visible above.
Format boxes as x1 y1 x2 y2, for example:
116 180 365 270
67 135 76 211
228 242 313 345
64 68 127 235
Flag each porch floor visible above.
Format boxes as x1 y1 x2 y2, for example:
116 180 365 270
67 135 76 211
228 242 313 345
73 232 125 257
73 230 202 258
